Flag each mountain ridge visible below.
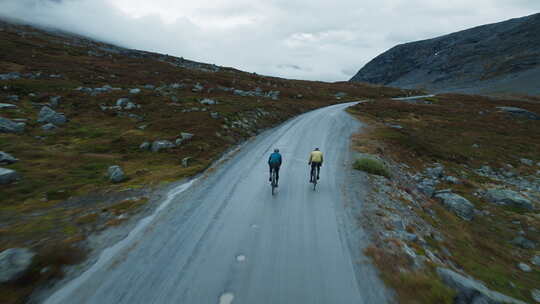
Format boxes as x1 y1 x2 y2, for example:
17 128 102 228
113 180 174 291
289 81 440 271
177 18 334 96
350 13 540 95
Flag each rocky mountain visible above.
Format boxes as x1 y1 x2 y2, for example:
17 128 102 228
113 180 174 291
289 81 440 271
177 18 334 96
350 13 540 95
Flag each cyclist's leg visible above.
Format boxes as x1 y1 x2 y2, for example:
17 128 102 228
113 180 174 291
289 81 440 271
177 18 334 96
269 165 272 181
275 166 280 182
316 163 321 179
310 163 315 181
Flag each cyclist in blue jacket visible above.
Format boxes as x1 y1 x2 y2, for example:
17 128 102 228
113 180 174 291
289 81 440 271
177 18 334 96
268 149 282 186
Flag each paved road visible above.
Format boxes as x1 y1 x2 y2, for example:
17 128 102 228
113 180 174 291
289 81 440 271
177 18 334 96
45 102 390 304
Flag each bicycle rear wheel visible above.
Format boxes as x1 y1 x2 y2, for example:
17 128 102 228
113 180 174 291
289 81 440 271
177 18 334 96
271 170 277 195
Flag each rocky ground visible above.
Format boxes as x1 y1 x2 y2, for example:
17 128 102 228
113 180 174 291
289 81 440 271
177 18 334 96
349 94 540 303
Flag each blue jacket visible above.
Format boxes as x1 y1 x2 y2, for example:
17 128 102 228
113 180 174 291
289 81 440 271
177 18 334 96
268 152 282 166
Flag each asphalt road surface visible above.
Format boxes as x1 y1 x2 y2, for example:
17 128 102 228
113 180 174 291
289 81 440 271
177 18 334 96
45 102 391 304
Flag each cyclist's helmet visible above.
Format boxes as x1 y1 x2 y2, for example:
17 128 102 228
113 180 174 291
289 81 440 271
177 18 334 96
315 148 320 151
274 148 279 153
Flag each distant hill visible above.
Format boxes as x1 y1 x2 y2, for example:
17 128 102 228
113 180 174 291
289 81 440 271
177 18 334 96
350 13 540 95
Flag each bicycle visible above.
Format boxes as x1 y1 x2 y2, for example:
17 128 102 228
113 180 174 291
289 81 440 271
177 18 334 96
310 169 317 191
270 168 278 195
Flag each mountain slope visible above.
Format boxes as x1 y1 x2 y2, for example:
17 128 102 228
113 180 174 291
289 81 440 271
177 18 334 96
350 13 540 95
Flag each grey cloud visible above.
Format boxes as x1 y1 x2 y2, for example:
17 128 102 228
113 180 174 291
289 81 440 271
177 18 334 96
1 0 539 81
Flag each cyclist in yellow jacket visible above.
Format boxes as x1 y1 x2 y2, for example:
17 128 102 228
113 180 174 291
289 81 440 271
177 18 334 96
308 148 323 182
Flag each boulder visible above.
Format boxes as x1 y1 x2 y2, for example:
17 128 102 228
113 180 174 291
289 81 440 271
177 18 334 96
41 123 58 131
443 176 461 184
0 103 17 109
434 190 475 221
497 106 540 120
0 168 19 184
417 178 436 197
192 83 204 92
0 151 18 164
517 262 531 272
151 140 175 152
6 95 19 102
182 157 192 168
49 96 61 108
511 236 536 249
108 165 126 183
532 255 540 266
139 142 151 150
520 158 534 166
484 189 533 210
129 88 141 94
116 98 130 108
0 248 35 283
38 106 67 125
437 268 527 304
210 112 220 119
532 289 540 303
200 98 217 105
425 164 444 179
180 132 194 140
0 117 25 133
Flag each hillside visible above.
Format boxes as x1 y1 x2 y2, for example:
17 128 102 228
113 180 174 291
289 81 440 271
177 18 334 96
350 13 540 95
348 94 540 303
0 20 418 303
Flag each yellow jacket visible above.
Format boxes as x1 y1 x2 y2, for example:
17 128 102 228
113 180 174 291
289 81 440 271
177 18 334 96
309 150 323 163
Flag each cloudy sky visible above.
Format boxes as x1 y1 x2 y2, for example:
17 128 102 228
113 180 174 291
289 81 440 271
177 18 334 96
0 0 539 81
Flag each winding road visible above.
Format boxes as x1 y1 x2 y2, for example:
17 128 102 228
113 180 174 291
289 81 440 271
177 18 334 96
45 102 391 304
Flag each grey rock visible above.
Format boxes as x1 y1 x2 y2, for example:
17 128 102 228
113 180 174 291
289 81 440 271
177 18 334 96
425 164 444 179
520 158 534 166
151 140 175 152
200 98 217 105
0 248 35 283
38 106 67 125
517 262 531 272
444 176 461 184
497 107 540 120
0 151 18 164
0 72 21 81
0 103 17 109
437 268 527 304
139 142 151 150
335 92 347 99
49 96 61 108
532 289 540 303
116 98 131 108
124 102 138 110
0 116 25 133
210 112 220 119
434 191 475 221
129 88 141 94
511 236 536 249
417 178 437 197
192 83 204 92
0 167 19 184
484 189 533 210
144 84 155 89
41 123 58 131
472 144 480 148
6 95 19 102
182 157 192 168
108 165 126 183
169 83 185 89
180 132 194 140
532 255 540 266
399 232 418 242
